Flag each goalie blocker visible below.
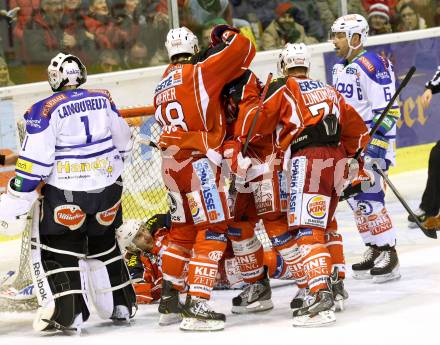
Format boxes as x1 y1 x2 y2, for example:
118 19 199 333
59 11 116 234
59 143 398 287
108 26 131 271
30 180 136 332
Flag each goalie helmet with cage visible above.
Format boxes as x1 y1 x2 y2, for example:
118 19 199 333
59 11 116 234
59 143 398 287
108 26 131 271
331 14 369 53
47 52 87 92
165 27 199 59
277 43 311 77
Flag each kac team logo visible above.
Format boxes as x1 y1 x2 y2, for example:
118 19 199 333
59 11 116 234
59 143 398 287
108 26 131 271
306 196 327 220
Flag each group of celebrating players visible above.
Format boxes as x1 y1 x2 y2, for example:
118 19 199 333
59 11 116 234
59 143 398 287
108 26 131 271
0 13 403 333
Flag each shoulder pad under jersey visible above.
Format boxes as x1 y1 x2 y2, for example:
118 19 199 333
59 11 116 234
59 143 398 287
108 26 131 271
222 70 254 103
25 92 70 134
266 77 287 99
354 51 392 85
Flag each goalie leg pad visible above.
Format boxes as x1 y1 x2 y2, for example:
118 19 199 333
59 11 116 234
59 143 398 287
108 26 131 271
88 235 137 320
31 207 89 332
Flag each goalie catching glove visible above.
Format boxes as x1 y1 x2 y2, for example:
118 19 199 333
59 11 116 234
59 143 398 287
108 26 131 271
0 178 38 236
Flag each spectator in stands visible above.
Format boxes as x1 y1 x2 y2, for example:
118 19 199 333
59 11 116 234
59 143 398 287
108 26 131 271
0 57 14 86
61 0 93 64
22 0 65 64
368 2 393 35
397 2 427 31
261 2 317 51
9 0 40 42
289 0 325 42
397 0 436 28
111 0 142 54
182 0 233 35
125 41 149 69
362 0 397 17
93 48 122 73
232 0 278 29
84 0 117 55
316 0 366 32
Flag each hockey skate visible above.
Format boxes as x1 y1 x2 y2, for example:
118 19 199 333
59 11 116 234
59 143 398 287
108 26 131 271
407 208 427 229
330 268 348 312
370 246 401 283
351 245 380 280
290 287 309 311
180 295 226 331
231 269 273 314
158 280 182 326
292 289 336 327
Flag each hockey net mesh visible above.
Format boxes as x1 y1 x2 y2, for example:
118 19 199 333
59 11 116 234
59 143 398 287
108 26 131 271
0 110 272 312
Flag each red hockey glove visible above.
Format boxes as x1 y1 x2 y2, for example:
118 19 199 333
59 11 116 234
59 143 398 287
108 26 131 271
210 24 240 47
223 140 251 179
340 158 375 200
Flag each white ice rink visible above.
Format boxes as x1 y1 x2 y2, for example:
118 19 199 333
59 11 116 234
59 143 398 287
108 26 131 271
1 169 439 345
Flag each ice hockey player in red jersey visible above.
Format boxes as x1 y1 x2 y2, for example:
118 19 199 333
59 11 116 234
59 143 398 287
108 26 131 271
260 43 369 326
116 213 171 304
153 25 255 331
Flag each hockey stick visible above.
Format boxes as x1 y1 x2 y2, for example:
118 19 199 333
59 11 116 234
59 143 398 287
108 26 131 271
242 72 273 155
374 166 437 239
353 65 416 160
229 73 273 194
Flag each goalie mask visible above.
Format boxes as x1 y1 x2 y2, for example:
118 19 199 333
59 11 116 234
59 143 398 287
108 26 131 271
278 43 311 77
165 27 199 59
48 52 87 92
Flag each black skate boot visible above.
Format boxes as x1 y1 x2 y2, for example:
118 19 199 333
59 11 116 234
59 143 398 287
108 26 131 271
292 288 336 327
290 287 309 311
370 246 401 283
351 244 381 280
158 280 182 326
180 295 226 331
231 267 273 314
330 268 348 312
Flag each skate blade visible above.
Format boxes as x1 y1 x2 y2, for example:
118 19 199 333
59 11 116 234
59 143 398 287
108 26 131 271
352 270 372 280
292 310 336 328
372 267 401 284
231 299 274 314
159 313 182 326
179 317 224 331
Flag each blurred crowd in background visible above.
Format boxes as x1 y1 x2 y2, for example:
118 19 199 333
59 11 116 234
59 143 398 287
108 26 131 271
0 0 439 86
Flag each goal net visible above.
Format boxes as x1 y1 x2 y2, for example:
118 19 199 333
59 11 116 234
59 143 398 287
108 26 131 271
0 106 272 312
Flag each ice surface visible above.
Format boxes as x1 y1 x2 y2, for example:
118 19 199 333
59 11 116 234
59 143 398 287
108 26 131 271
1 169 439 344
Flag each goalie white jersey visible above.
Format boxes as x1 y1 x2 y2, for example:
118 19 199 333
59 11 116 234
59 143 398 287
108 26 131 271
332 51 401 164
15 88 132 191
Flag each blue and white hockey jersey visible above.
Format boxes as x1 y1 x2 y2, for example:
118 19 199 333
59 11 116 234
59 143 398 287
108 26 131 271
15 89 132 192
332 51 401 164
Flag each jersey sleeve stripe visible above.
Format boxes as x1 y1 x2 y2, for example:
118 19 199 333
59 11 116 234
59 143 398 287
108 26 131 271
18 155 54 167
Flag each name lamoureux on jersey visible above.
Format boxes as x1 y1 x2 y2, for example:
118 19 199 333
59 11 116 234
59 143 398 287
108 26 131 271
332 51 401 164
16 89 132 191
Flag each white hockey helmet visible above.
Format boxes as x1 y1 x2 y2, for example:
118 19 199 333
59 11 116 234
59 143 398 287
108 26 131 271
278 43 311 76
165 27 199 60
116 220 143 252
331 14 369 50
47 52 87 92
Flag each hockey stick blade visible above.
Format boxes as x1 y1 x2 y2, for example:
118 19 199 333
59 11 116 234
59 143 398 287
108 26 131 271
354 66 416 160
374 166 437 239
